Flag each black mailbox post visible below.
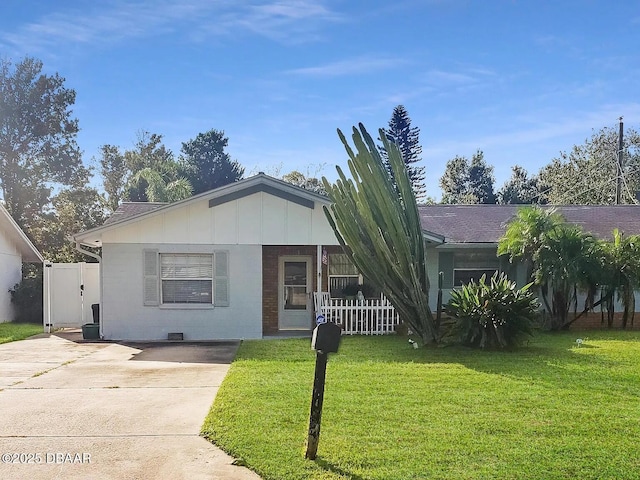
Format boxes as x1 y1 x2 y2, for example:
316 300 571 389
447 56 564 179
305 322 341 460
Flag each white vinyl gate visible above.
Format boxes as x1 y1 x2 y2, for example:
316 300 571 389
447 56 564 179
43 262 100 330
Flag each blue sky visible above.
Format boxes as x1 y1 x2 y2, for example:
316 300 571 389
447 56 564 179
2 0 639 200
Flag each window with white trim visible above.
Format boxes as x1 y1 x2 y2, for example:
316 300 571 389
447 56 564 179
328 253 361 298
160 254 213 304
453 251 499 286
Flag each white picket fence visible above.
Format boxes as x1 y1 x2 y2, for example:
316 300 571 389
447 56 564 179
316 293 400 335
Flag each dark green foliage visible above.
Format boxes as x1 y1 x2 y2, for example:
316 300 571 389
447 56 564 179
535 224 600 330
323 124 437 345
180 129 244 195
497 165 540 204
446 272 539 349
440 150 496 204
33 187 106 262
9 265 43 323
99 144 128 213
379 105 426 200
498 206 640 330
0 56 88 231
537 124 640 204
99 131 193 205
599 229 640 328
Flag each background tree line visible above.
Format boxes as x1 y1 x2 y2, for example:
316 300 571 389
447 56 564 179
2 55 638 265
439 124 640 205
1 57 244 263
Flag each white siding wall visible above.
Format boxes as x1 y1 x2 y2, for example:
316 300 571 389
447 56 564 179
101 193 339 246
101 243 262 340
0 230 21 322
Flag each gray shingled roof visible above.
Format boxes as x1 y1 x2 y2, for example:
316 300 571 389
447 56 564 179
418 205 640 243
103 201 640 244
103 202 167 226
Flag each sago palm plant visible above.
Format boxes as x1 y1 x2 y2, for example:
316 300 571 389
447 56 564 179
446 272 539 349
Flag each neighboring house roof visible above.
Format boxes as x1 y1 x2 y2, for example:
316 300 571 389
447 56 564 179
103 202 167 225
74 173 332 246
0 204 43 262
419 204 640 243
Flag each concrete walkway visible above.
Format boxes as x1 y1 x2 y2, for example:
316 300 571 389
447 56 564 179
0 333 261 480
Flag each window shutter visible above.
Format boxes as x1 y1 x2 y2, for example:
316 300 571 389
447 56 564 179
214 251 230 307
438 252 454 289
143 249 159 306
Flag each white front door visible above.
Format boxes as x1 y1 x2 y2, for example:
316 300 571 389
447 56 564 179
278 256 312 330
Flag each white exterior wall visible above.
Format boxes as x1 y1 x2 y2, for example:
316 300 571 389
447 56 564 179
102 243 262 340
425 246 440 308
101 193 339 246
93 192 338 340
0 230 22 322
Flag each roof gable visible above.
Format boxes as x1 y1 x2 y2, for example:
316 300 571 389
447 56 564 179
74 174 331 246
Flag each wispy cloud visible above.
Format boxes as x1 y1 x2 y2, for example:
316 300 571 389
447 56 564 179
1 0 341 55
286 56 408 77
425 102 640 159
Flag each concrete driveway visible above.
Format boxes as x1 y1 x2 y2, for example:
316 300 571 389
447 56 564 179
0 333 261 480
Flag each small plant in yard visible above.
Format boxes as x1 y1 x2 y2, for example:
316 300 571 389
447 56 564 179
446 272 539 349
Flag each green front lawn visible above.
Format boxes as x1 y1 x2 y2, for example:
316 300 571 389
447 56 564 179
202 332 640 480
0 323 43 344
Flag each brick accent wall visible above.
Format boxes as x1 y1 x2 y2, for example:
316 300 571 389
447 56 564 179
570 312 640 331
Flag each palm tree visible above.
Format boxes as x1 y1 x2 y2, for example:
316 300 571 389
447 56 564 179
128 168 193 203
536 225 600 329
498 206 564 316
599 229 640 328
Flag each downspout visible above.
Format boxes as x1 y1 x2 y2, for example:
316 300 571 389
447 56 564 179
72 239 103 339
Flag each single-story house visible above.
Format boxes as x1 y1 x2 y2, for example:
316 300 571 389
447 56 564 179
72 174 640 340
0 204 43 322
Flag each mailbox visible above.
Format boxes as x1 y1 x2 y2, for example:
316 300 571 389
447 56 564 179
311 322 341 354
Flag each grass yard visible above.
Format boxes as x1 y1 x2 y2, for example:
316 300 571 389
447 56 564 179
0 323 42 344
202 332 640 480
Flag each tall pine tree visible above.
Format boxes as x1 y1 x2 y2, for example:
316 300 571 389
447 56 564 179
379 105 426 199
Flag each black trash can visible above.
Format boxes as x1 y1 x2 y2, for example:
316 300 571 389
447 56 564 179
91 304 100 324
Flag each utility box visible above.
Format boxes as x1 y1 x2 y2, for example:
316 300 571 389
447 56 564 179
311 322 341 354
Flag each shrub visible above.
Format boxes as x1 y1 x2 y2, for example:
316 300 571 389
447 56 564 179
9 265 43 323
445 272 539 349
